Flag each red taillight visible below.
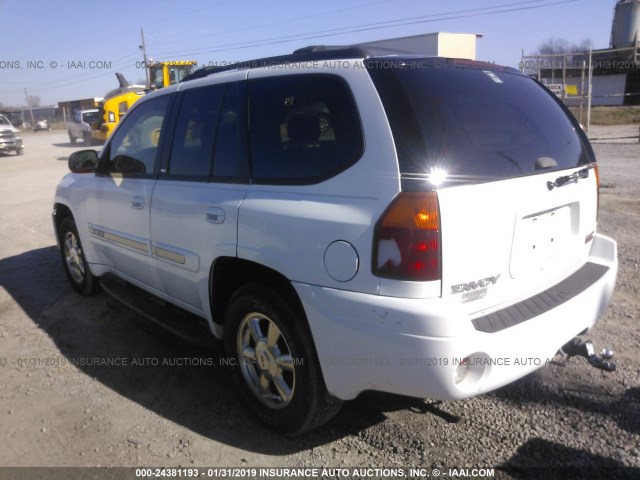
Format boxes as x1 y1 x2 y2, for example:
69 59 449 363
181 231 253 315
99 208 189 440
373 192 441 281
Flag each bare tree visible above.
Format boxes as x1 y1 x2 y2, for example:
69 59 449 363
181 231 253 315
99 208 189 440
536 37 593 55
538 38 572 55
524 38 594 74
574 38 593 53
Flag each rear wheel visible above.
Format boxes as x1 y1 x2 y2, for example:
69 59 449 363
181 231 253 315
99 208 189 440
224 283 341 435
68 131 76 144
59 217 99 295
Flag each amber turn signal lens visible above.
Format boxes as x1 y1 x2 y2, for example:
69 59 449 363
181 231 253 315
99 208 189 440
378 192 439 230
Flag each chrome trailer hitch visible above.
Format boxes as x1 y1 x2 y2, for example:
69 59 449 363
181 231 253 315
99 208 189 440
556 338 616 372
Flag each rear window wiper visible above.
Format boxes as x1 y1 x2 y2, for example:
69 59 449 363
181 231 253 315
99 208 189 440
547 166 593 191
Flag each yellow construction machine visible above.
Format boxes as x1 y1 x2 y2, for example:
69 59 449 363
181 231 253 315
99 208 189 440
91 60 196 143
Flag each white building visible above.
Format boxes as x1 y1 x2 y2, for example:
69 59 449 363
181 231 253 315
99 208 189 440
354 32 482 60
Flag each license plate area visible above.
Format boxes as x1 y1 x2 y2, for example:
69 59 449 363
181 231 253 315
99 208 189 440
510 205 573 278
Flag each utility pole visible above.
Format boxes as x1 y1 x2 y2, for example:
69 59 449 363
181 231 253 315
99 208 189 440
140 28 149 88
24 88 35 127
586 48 593 137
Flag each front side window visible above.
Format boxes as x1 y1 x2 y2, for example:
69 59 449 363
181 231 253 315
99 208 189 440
249 75 363 184
151 65 164 89
106 95 170 175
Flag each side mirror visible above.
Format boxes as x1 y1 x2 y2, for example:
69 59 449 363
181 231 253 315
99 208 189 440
68 150 98 173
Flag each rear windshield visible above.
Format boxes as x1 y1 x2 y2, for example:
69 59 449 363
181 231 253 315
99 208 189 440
367 59 593 187
82 111 99 124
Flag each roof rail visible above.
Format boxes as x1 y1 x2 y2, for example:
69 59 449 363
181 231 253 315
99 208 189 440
181 45 370 82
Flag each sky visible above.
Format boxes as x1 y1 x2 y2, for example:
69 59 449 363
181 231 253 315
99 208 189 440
0 0 619 108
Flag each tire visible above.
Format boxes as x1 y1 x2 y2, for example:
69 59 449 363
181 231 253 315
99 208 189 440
16 148 23 156
83 132 93 146
69 131 76 144
224 283 341 435
59 217 99 296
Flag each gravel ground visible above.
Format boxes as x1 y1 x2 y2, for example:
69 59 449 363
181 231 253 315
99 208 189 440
0 129 638 479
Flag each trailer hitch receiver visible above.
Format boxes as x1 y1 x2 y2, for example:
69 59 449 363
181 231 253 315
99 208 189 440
558 338 616 372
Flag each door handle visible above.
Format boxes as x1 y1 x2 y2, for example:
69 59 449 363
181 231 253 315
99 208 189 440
205 207 225 224
131 196 145 209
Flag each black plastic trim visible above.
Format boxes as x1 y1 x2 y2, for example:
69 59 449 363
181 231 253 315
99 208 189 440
472 262 609 333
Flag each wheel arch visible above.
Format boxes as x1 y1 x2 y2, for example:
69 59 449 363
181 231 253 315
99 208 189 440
209 257 307 328
52 202 74 248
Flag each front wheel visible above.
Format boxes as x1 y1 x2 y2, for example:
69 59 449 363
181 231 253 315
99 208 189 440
59 217 99 296
224 283 341 435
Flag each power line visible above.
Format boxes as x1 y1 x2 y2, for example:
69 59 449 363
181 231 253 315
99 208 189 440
147 0 399 50
153 0 571 58
2 0 581 101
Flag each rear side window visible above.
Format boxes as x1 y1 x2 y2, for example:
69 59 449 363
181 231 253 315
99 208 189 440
212 83 249 179
249 75 363 184
368 61 593 187
169 85 224 178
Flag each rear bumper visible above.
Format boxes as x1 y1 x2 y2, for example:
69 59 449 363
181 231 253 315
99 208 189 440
294 233 617 401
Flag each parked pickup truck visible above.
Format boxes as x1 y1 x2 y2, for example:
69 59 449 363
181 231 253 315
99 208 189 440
0 114 23 155
68 109 100 145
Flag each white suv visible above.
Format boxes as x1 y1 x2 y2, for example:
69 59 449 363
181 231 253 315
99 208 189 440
53 47 618 434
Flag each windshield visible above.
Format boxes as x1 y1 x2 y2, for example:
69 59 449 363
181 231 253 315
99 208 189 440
168 65 191 85
151 65 193 89
0 115 11 126
367 59 593 187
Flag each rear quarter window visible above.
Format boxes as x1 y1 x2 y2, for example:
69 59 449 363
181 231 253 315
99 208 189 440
248 74 363 184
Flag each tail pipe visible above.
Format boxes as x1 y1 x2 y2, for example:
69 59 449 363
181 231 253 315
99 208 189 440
559 338 616 372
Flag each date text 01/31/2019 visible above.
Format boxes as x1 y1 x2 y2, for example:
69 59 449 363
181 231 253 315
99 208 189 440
134 467 496 478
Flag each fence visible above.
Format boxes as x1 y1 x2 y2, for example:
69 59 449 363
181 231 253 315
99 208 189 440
520 46 640 140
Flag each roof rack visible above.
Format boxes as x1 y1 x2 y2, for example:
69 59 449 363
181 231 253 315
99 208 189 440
181 45 370 82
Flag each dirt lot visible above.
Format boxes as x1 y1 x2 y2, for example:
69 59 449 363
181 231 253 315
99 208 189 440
0 129 638 478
